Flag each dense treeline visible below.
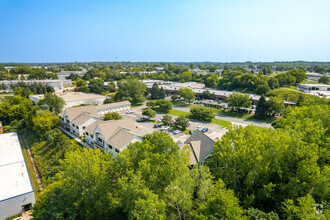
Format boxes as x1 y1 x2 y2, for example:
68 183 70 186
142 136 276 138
10 82 55 97
10 67 58 79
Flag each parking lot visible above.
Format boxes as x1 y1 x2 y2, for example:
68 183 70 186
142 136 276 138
121 108 228 143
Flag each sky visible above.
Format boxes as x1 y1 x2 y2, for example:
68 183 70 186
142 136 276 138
0 0 330 62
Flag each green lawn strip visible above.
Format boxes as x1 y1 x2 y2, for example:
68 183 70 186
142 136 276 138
167 109 191 117
302 80 321 84
211 119 232 128
18 135 41 199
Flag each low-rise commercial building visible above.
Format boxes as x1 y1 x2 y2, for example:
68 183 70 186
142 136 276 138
0 79 72 91
0 132 35 220
306 72 330 81
298 84 330 92
30 92 110 108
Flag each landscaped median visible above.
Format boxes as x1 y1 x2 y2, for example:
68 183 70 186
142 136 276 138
159 109 232 128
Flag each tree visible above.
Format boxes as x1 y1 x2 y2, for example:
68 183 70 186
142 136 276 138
175 115 189 130
296 94 305 106
150 83 161 100
210 125 323 214
282 195 328 220
115 79 147 104
38 93 65 115
182 71 192 82
255 84 271 95
178 87 195 101
162 115 172 125
103 112 122 121
33 148 119 219
267 97 284 116
74 78 89 92
89 79 105 94
227 93 252 112
255 95 268 119
31 111 60 136
156 99 172 113
142 108 156 119
268 77 280 90
201 90 212 99
107 81 117 92
190 106 215 122
318 76 329 84
146 100 157 108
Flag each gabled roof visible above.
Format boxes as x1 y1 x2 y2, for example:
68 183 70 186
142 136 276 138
71 112 95 126
106 129 137 150
59 105 98 121
96 118 138 140
184 130 215 165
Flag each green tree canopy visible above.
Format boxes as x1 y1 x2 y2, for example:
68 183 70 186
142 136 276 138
115 79 147 104
178 87 196 101
142 108 156 119
227 93 252 112
103 112 122 121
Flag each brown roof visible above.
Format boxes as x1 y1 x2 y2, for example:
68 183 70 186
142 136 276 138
106 129 137 150
71 112 95 126
189 141 201 165
85 119 103 134
59 105 98 121
95 101 131 110
97 118 137 140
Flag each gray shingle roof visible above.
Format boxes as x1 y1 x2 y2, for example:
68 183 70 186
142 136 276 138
184 130 215 164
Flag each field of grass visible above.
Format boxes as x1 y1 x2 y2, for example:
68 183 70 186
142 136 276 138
18 135 41 199
302 80 321 84
167 109 191 117
211 119 232 128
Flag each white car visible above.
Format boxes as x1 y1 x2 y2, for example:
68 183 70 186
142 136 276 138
196 126 203 130
126 110 134 114
160 126 169 131
173 130 181 134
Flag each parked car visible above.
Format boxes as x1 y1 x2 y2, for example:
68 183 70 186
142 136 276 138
170 120 176 125
188 130 194 135
173 130 182 134
201 127 208 133
196 126 203 130
251 105 256 109
136 118 148 122
126 110 134 114
160 126 170 131
153 124 162 128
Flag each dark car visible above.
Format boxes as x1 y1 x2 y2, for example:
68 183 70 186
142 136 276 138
136 118 148 122
201 127 208 133
153 124 162 128
188 130 194 135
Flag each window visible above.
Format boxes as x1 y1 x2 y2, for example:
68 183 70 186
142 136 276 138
115 148 119 153
97 137 102 143
82 126 86 129
91 135 94 138
108 144 112 149
76 126 78 129
86 132 89 136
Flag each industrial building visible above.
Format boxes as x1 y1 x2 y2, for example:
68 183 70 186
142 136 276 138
0 132 35 220
0 79 72 91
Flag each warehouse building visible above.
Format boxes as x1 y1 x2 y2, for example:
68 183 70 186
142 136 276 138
0 132 35 220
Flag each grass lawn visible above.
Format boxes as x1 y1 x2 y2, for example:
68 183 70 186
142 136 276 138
211 119 232 128
167 109 191 117
18 135 41 199
302 80 321 84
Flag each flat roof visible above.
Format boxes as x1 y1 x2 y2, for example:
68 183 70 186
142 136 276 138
30 92 107 102
0 132 33 201
299 84 330 87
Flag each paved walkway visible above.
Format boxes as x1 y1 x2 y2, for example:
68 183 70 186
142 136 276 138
173 106 272 128
58 126 93 149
